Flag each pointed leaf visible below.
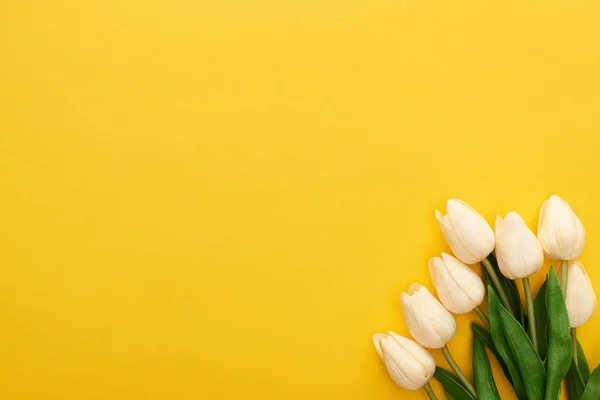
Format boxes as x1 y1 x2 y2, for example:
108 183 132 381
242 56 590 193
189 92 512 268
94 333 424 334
577 340 591 382
545 266 572 400
566 364 585 400
473 334 501 400
508 278 527 326
498 297 546 400
471 322 512 385
434 367 476 400
488 286 528 400
534 279 548 361
580 365 600 400
445 391 457 400
566 340 591 400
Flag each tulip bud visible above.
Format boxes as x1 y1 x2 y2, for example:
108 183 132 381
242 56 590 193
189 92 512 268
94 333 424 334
372 331 436 390
565 261 596 328
537 195 585 261
428 253 485 314
401 284 457 349
435 199 495 264
495 212 544 279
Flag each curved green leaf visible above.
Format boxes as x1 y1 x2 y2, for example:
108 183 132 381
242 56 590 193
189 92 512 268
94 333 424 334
471 322 512 385
473 334 501 400
545 266 572 400
534 279 548 361
578 340 591 382
498 297 546 400
580 365 600 400
508 278 527 326
567 364 585 400
433 367 476 400
488 287 528 400
445 391 457 400
566 340 591 400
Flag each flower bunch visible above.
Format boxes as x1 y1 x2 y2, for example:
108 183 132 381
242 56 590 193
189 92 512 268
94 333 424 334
372 195 597 399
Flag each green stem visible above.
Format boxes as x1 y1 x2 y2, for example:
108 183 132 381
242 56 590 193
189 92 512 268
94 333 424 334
442 346 478 399
561 260 568 297
523 277 538 351
475 306 490 329
482 258 515 316
572 328 585 386
423 382 439 400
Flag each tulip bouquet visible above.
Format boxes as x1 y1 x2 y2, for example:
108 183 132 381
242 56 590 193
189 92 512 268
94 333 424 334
372 196 598 400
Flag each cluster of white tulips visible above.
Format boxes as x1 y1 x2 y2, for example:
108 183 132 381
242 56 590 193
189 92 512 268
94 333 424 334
372 196 597 400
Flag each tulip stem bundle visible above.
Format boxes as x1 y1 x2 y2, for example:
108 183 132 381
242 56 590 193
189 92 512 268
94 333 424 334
441 346 477 398
373 196 598 400
522 276 538 350
423 383 438 400
474 306 490 329
482 258 515 315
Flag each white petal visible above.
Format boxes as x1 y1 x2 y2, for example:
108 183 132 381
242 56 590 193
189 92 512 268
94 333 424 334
446 199 495 262
566 261 596 327
538 195 585 261
383 352 424 390
401 292 444 349
380 336 421 390
387 331 436 375
496 212 543 279
429 255 481 314
436 210 479 264
415 286 456 346
442 253 485 311
372 333 388 360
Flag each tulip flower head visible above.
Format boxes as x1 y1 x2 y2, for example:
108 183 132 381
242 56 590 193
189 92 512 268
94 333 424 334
435 199 495 264
495 212 544 279
428 253 485 314
565 260 596 328
400 284 457 349
537 195 585 261
372 331 436 390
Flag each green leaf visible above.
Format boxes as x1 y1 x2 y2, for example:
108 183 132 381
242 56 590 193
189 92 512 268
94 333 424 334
580 365 600 400
498 294 546 400
445 391 457 400
566 363 585 400
483 264 493 291
577 340 591 382
566 340 591 400
488 286 528 400
508 278 527 327
533 279 549 361
433 367 476 400
471 322 512 385
473 334 501 400
545 266 572 400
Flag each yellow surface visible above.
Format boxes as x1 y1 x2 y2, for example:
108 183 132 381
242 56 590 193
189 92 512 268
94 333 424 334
2 1 600 399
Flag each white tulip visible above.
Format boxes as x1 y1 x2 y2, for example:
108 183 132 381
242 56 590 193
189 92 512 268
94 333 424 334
537 195 585 261
495 212 544 279
435 199 495 264
565 261 596 328
428 253 485 314
401 284 457 349
372 331 436 390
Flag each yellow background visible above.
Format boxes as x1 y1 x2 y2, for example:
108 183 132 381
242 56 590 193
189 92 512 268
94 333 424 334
1 0 600 399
